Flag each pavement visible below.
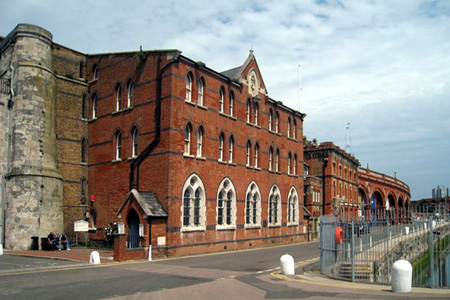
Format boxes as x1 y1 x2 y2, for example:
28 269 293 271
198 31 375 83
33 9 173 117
1 247 450 299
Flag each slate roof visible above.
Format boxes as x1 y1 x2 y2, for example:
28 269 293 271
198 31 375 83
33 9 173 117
220 66 241 80
117 189 168 218
303 206 311 217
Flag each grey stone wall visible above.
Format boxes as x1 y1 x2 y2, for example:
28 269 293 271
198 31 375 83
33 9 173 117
1 24 63 250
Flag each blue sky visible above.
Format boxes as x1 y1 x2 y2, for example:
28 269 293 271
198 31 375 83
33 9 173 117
2 0 449 200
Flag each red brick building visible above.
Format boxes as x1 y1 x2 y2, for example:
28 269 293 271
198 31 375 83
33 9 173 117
86 50 307 258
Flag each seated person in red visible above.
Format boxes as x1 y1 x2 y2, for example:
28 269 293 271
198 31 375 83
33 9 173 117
58 233 70 250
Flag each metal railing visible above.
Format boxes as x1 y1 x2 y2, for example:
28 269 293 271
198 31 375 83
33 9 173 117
319 215 450 288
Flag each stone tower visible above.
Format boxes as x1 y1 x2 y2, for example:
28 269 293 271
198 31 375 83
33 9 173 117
0 24 63 250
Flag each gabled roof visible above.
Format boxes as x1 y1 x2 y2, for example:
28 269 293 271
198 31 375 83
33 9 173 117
117 189 167 218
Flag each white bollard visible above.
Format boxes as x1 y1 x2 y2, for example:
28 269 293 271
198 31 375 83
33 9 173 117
0 244 3 255
405 227 409 235
148 245 152 262
90 251 101 265
392 260 412 293
280 254 295 275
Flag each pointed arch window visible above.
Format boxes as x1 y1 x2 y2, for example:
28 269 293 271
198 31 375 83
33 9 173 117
228 135 234 163
287 187 299 225
182 174 206 230
81 177 88 205
269 147 274 171
229 91 234 116
293 154 297 175
293 119 297 140
288 152 292 175
196 126 203 157
127 80 134 107
93 64 98 80
253 102 258 125
184 123 192 155
275 148 280 172
116 84 122 111
198 77 204 105
217 178 236 228
186 73 193 102
245 182 261 227
219 87 225 113
246 99 251 122
92 93 97 119
287 117 291 138
246 141 251 166
254 143 259 168
132 127 139 157
81 137 87 163
218 132 224 161
115 131 122 160
82 94 88 119
275 112 279 133
269 109 273 131
269 185 281 226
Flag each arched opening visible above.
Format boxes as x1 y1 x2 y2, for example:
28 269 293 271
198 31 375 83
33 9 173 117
127 209 140 248
371 191 383 224
386 194 396 223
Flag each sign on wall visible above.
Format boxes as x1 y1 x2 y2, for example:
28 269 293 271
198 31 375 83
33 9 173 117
74 220 89 232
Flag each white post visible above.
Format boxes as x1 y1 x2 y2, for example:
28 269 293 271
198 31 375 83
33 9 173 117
0 244 3 255
280 254 295 275
90 251 101 265
148 245 152 261
392 260 412 292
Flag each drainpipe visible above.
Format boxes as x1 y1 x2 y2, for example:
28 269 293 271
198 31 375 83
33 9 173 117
322 157 328 216
129 52 180 190
1 65 15 246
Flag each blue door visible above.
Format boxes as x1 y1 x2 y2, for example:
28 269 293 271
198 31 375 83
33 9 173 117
128 210 140 248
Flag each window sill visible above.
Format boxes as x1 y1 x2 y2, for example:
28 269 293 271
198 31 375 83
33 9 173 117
81 162 88 166
254 167 262 171
268 224 282 228
123 106 133 111
288 137 297 142
219 112 227 117
198 104 208 110
88 79 98 84
127 156 137 161
183 154 195 159
246 165 253 170
112 159 122 163
276 133 282 137
185 100 196 106
244 224 261 229
217 225 236 231
88 118 97 123
196 156 206 161
181 226 206 233
287 223 299 227
228 162 237 166
218 160 227 165
112 110 122 115
228 115 237 121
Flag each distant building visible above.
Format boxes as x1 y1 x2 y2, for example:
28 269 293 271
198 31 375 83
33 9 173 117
411 197 450 217
432 185 449 198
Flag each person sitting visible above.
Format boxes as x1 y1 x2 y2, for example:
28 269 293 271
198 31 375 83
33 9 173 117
58 233 70 250
47 231 57 251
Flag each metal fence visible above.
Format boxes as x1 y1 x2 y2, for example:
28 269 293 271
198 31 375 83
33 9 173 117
319 214 450 288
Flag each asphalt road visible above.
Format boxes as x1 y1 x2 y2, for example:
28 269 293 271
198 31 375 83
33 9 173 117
0 241 319 300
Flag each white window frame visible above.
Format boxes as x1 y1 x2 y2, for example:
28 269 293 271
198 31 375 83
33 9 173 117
287 187 299 226
229 92 234 116
186 73 192 102
184 124 191 155
198 78 204 105
116 85 122 111
115 131 122 160
245 182 261 228
228 136 234 163
246 141 251 166
216 178 237 230
127 81 134 107
254 143 259 168
182 174 206 231
92 94 97 119
218 133 224 161
268 185 281 227
132 127 139 157
196 127 203 157
219 87 225 113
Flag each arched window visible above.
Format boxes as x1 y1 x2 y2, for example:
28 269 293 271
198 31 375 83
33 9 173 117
132 127 139 157
127 80 134 107
217 178 236 228
275 112 279 133
184 123 192 155
254 143 259 168
218 132 224 161
287 117 291 138
293 154 297 175
287 187 299 225
182 174 206 229
246 141 251 166
288 152 292 175
196 126 203 157
186 72 193 102
219 87 225 113
229 91 234 116
92 93 97 119
115 130 122 160
245 182 261 227
82 94 88 119
81 137 87 163
276 149 280 172
268 185 281 226
79 61 84 78
228 135 234 163
253 102 258 125
293 119 297 140
246 99 251 122
93 64 98 80
198 77 204 105
116 84 122 111
81 177 87 205
269 147 274 171
269 109 273 131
